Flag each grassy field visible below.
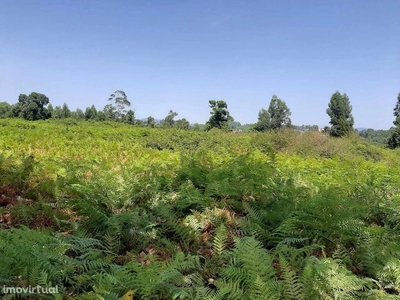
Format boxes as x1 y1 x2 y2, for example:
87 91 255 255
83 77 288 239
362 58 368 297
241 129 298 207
1 118 400 299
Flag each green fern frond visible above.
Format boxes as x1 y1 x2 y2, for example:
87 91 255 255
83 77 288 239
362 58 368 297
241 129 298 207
279 255 304 300
378 258 400 293
213 225 228 256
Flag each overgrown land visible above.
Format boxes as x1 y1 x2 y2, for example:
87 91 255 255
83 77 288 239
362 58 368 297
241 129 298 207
1 118 400 299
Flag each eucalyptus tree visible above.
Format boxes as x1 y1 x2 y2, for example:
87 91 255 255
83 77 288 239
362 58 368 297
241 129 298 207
268 95 292 130
108 90 131 121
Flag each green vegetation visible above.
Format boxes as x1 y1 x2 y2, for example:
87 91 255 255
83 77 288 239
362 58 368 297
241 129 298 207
254 95 292 132
388 93 400 149
108 90 132 122
359 128 393 145
326 91 354 137
13 92 51 121
206 100 231 130
1 118 400 299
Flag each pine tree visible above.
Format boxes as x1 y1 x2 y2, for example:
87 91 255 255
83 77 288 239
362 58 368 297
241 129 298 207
326 91 354 137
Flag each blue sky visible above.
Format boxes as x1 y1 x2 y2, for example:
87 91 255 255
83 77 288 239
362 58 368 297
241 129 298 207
0 0 399 128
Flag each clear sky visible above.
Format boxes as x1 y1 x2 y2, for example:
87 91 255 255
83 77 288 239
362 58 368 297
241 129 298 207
1 0 399 129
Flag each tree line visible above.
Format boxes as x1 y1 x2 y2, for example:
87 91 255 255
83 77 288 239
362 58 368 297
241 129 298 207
1 90 400 148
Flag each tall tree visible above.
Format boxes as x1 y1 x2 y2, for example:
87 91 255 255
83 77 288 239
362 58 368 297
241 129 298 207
175 118 190 130
161 110 178 128
103 104 116 120
47 103 54 117
147 116 156 128
96 111 106 121
85 105 98 120
0 102 11 118
108 90 131 121
254 108 270 132
388 92 400 149
267 95 292 130
52 106 63 119
135 119 146 126
14 92 51 120
206 100 231 130
124 110 135 125
326 91 354 137
392 92 400 127
61 103 72 118
72 108 85 119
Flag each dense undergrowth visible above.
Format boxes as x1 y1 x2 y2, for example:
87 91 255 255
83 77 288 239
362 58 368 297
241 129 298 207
1 118 400 299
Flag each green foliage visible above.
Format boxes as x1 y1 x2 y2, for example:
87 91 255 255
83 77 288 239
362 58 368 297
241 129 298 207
206 100 231 130
251 95 293 132
13 92 51 121
72 108 85 120
146 116 156 127
327 91 354 137
0 101 12 118
393 92 400 127
0 119 400 299
359 128 392 145
254 108 270 132
84 105 98 120
267 95 292 130
61 103 72 118
388 93 400 149
175 118 190 130
108 90 131 121
161 110 178 128
123 109 135 124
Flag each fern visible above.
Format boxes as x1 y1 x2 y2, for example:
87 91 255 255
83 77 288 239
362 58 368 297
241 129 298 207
278 255 304 299
378 258 400 294
213 224 228 256
211 236 279 299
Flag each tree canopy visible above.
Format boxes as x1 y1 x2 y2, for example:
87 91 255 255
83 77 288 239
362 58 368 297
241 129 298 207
268 95 292 130
206 100 231 130
124 110 135 125
388 92 400 149
254 95 291 131
13 92 51 121
175 118 190 130
326 91 354 137
108 90 131 121
161 110 178 128
0 102 11 118
61 103 72 119
147 116 156 128
85 105 98 120
254 109 270 132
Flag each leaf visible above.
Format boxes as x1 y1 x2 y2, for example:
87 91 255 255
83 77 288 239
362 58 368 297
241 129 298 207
122 290 136 300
